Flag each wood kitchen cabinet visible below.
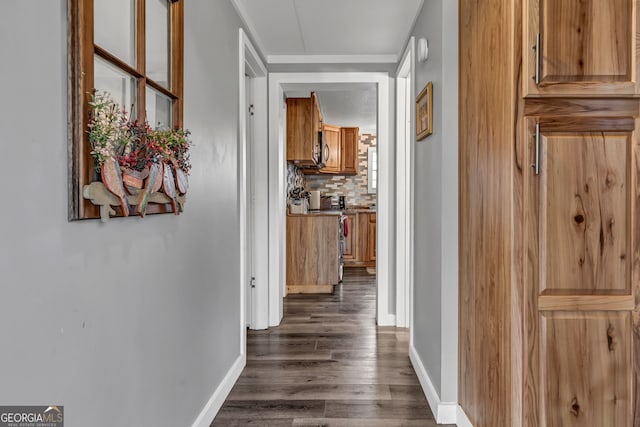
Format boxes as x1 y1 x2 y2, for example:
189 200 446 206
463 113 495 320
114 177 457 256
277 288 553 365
286 213 340 294
524 0 640 97
320 124 341 173
460 0 640 426
286 92 323 166
311 125 359 175
344 211 375 267
367 213 376 262
521 115 639 427
340 127 359 175
342 212 356 263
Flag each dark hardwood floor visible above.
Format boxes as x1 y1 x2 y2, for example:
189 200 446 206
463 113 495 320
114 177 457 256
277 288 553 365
212 268 452 427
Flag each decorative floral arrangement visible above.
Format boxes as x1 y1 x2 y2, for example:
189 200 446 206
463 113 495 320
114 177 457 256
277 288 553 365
87 92 131 170
86 91 191 218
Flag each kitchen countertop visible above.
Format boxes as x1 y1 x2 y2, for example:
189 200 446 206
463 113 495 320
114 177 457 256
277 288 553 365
343 208 376 213
287 208 376 216
287 210 342 217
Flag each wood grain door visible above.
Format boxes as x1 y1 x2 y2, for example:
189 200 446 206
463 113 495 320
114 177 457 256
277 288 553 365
341 127 359 175
368 213 376 262
321 124 341 173
524 0 639 96
343 213 356 262
523 117 639 426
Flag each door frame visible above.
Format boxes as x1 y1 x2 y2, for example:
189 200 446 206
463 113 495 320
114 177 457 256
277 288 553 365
396 37 415 330
267 72 393 326
238 28 268 351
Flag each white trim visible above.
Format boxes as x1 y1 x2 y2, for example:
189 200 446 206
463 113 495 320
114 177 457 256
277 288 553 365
456 406 474 427
267 72 393 327
377 313 396 327
267 54 398 64
395 37 415 329
409 345 458 424
239 28 269 332
229 0 268 61
190 354 245 427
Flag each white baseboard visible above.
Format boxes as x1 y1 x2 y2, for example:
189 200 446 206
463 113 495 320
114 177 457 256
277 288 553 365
191 354 245 427
377 313 396 327
456 405 474 427
409 345 458 424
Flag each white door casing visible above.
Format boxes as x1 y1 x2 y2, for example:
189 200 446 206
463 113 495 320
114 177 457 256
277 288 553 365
239 29 268 348
267 72 393 327
396 38 415 331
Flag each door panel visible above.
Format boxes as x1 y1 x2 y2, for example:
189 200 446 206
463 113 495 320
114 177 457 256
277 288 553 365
543 0 631 81
524 116 639 426
368 213 376 261
524 0 639 96
341 127 359 175
321 124 341 173
540 132 629 294
343 213 356 262
541 312 632 427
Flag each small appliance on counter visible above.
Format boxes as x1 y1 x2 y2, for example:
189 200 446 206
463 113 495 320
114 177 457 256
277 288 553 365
310 190 321 210
288 187 309 214
320 196 332 210
338 196 346 210
289 198 308 214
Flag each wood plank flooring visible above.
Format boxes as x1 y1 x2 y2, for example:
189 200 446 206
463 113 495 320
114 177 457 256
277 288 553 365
212 268 453 427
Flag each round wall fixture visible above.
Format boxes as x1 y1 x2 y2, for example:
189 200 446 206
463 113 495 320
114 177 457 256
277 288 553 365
418 38 429 62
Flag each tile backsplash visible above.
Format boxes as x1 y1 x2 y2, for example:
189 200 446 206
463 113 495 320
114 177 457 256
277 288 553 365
305 134 377 207
287 163 306 200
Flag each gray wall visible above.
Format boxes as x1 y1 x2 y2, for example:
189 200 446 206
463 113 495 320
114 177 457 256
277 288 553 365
409 0 459 402
0 1 245 426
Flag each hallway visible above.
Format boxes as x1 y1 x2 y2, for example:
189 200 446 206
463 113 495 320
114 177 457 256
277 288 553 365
212 268 452 426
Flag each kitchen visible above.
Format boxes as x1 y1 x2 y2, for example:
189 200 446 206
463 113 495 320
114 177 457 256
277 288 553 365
285 87 378 294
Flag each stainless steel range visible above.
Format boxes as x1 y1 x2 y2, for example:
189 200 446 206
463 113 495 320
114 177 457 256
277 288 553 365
338 214 346 282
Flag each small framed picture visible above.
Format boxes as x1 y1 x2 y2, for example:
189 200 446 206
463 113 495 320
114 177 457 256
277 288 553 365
416 81 433 140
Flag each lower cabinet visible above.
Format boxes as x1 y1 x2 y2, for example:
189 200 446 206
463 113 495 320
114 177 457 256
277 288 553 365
286 214 340 294
343 212 356 263
344 211 376 267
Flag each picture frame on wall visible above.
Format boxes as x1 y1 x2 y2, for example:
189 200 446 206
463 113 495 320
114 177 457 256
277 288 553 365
416 81 433 140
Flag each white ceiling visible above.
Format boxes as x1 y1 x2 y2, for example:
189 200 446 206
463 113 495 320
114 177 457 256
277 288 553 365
231 0 424 62
285 84 378 134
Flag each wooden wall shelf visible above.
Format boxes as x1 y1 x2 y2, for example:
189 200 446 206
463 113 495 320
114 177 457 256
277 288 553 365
83 182 186 222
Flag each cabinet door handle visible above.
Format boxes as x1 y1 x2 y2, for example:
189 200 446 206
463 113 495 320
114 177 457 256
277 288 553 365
534 122 540 175
533 33 541 85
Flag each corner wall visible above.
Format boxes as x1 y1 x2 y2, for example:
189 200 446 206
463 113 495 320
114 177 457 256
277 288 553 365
407 0 459 415
0 1 247 426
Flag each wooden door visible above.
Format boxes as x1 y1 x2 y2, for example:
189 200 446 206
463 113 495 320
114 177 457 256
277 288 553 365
286 97 316 165
524 0 639 96
524 116 639 426
368 213 376 262
321 124 341 173
343 212 356 263
341 127 359 175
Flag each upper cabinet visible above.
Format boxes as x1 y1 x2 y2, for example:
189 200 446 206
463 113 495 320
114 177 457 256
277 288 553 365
321 124 341 173
340 127 359 175
524 0 640 97
316 125 359 175
287 93 323 166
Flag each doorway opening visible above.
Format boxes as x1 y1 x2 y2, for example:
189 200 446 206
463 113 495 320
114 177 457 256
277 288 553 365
283 84 379 312
267 73 392 327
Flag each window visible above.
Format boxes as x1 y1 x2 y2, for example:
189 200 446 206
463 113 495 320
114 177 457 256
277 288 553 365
368 147 377 194
68 0 184 220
